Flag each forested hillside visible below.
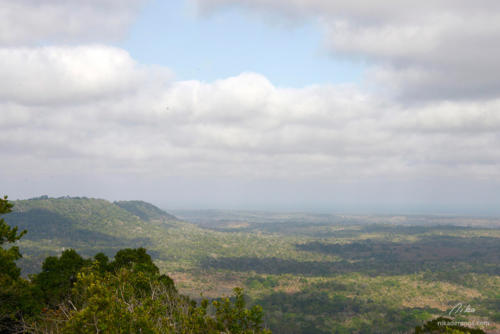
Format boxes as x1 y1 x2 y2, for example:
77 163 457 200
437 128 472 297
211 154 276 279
3 197 498 333
8 197 179 275
1 196 270 333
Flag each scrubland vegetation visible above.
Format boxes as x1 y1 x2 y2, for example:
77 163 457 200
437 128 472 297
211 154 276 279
2 196 498 333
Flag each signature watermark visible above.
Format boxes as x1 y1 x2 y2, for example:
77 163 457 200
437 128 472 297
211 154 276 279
438 320 490 327
448 303 476 316
442 303 490 328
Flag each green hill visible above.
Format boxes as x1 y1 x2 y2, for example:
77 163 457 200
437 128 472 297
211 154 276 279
114 200 178 222
3 197 498 333
12 196 177 232
1 195 270 333
8 197 178 274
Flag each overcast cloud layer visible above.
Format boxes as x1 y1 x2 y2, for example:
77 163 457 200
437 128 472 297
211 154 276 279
0 0 147 45
1 1 500 212
196 0 500 101
2 47 500 181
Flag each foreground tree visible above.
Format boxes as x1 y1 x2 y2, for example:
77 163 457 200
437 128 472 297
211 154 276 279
0 195 25 280
0 196 41 333
26 258 270 333
33 249 90 307
2 195 271 333
27 253 270 333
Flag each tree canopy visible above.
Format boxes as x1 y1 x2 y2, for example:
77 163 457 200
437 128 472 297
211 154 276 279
0 195 271 334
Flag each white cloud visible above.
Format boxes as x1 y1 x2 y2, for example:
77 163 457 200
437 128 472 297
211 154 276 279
0 46 171 105
194 0 500 101
0 0 147 45
0 1 497 211
2 46 500 187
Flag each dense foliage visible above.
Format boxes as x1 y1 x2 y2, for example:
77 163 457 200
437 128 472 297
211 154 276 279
0 197 271 334
5 197 498 333
114 200 178 222
22 250 269 333
1 195 39 333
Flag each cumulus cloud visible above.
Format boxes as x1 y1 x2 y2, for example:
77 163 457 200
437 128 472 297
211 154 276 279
0 0 147 45
194 0 500 101
1 0 499 210
0 46 171 105
2 46 500 189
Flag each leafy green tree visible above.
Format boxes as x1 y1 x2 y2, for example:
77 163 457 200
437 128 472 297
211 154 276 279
0 195 26 280
110 247 159 274
212 288 269 334
28 249 270 333
0 196 40 333
92 252 110 274
33 249 91 307
1 195 271 333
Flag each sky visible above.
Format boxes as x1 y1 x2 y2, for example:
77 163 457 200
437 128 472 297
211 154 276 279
1 0 500 215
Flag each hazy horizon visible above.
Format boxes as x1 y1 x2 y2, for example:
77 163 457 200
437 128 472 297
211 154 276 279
8 192 500 218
